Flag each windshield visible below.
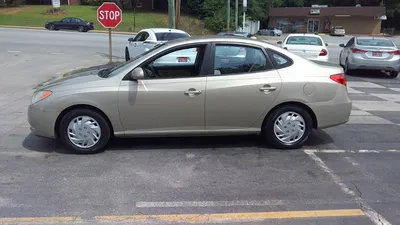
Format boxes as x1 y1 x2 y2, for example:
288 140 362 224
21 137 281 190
155 32 189 41
286 36 323 46
356 38 394 47
99 43 165 78
335 26 344 29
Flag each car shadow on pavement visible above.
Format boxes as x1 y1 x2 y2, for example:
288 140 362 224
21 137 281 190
347 69 396 79
22 129 334 154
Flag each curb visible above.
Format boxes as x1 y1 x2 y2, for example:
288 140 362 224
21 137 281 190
0 25 136 35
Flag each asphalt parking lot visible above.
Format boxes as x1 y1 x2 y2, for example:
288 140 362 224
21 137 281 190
0 28 400 225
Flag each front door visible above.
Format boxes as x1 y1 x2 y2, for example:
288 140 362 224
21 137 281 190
307 19 320 33
205 44 282 130
118 44 209 135
128 31 149 58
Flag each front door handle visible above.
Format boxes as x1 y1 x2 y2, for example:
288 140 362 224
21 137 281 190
184 88 202 96
259 86 277 92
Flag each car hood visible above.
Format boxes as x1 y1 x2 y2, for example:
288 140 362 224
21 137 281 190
35 68 107 91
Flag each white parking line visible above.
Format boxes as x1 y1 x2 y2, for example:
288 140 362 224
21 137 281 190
7 50 20 53
51 52 64 55
307 149 400 154
136 199 356 208
304 150 392 225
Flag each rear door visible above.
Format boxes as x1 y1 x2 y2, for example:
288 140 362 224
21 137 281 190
205 43 282 130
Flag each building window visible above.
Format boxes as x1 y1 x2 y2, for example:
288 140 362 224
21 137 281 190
136 0 142 8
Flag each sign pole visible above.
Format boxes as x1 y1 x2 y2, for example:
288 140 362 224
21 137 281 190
108 28 112 63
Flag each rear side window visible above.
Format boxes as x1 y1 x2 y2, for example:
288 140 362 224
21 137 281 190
286 36 323 46
155 32 190 41
356 38 394 47
214 45 273 75
266 49 293 69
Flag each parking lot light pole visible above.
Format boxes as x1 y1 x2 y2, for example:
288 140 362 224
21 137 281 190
168 0 175 29
235 0 238 30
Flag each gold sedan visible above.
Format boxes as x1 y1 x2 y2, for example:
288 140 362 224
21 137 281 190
28 36 352 154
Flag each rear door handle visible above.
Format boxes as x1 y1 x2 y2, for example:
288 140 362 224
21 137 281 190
259 86 277 92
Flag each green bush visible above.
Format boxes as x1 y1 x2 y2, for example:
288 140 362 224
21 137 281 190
4 0 24 6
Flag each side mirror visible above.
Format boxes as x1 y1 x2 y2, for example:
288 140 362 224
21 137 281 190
325 43 329 46
128 38 134 42
339 44 345 47
277 41 282 44
130 67 144 80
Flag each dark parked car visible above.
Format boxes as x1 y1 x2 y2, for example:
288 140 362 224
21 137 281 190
45 17 94 32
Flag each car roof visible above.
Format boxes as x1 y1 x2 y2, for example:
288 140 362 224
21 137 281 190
355 36 391 41
286 33 322 38
160 36 270 48
146 28 188 34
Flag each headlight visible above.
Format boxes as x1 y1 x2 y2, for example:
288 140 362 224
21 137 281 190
31 90 52 104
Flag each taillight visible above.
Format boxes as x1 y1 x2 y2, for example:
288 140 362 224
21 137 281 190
351 48 367 54
388 50 400 55
330 73 347 86
319 49 328 56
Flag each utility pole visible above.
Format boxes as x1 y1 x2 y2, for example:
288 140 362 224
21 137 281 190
175 0 181 29
242 0 247 31
235 0 238 31
168 0 175 28
227 0 230 31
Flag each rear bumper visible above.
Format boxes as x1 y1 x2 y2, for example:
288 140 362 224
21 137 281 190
309 86 352 129
348 55 400 72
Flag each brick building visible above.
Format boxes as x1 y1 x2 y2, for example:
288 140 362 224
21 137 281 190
268 6 386 35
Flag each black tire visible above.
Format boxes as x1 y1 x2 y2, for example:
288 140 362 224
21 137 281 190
125 47 130 61
339 53 343 68
59 108 111 154
344 58 354 75
390 71 398 78
262 105 313 149
49 24 55 30
270 31 275 36
78 26 85 32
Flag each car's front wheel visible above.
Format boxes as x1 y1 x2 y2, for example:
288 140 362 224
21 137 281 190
49 24 55 30
270 31 275 36
262 105 313 149
59 108 111 154
390 71 398 78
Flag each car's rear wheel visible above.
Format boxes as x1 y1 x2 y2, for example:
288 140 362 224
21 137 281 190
125 47 130 61
59 109 111 154
78 26 85 32
262 105 313 149
270 31 275 36
390 71 398 78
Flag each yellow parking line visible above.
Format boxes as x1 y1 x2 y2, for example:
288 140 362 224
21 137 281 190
95 209 365 223
0 216 81 224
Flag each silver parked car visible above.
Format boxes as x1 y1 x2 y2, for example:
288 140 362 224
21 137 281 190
28 36 351 154
330 26 346 36
339 36 399 78
257 28 283 36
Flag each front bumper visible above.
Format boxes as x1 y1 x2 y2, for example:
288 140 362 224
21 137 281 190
348 55 400 72
28 104 59 139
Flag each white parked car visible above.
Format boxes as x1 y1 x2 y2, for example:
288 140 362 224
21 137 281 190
277 34 329 62
125 28 192 63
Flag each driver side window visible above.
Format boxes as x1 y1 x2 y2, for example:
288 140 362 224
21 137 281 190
345 38 354 47
141 45 206 79
133 32 149 42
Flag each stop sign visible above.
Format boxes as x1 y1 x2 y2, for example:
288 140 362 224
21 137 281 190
97 2 122 28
